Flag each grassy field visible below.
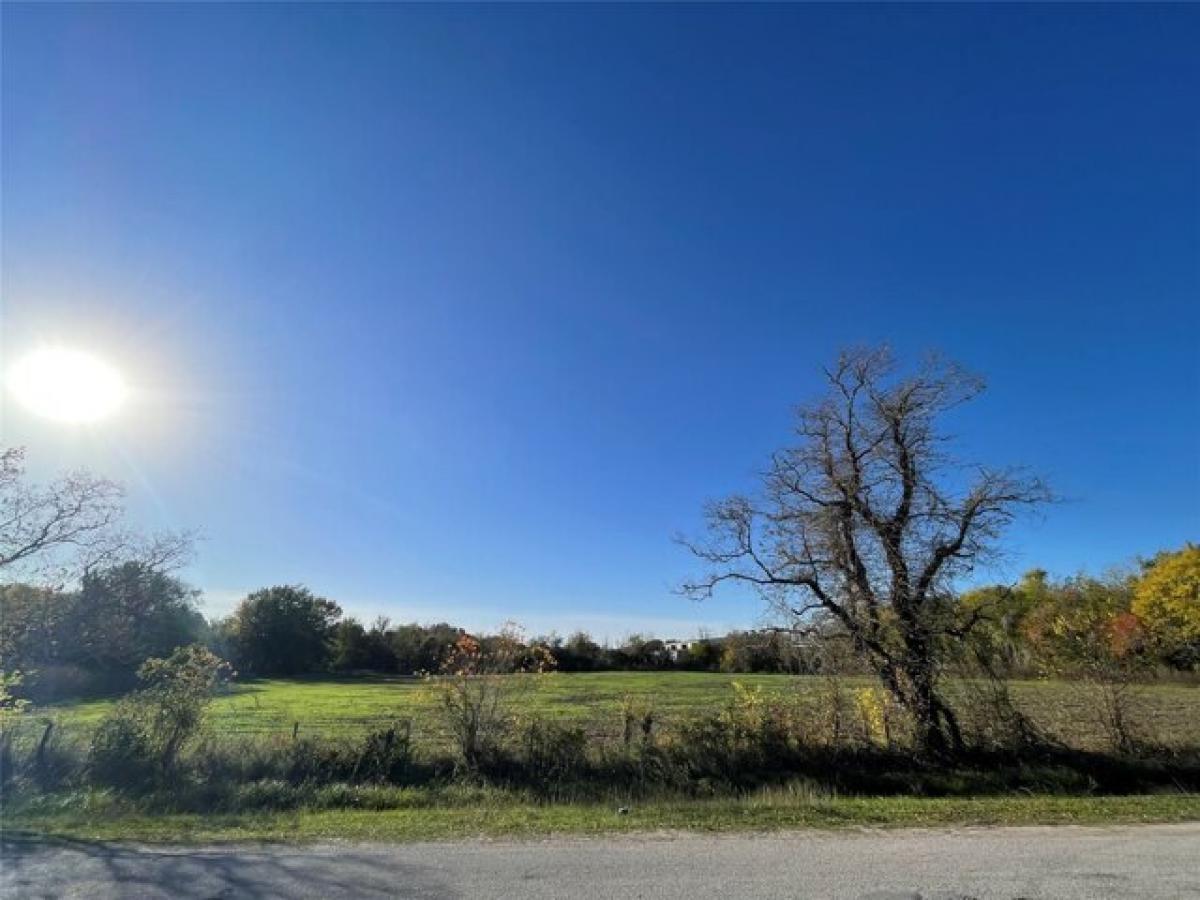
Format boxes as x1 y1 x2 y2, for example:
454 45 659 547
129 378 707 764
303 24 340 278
7 672 1199 841
40 671 1200 751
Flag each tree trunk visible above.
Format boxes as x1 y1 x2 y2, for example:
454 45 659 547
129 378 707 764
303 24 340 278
874 656 964 758
909 671 963 758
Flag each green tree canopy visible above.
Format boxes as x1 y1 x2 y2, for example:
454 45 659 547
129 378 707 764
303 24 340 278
224 585 342 676
1 563 206 694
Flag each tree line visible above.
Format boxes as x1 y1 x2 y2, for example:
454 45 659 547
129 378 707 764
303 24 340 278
2 543 1196 700
0 574 817 693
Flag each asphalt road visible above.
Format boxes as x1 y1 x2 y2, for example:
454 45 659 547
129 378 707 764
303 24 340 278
3 823 1199 899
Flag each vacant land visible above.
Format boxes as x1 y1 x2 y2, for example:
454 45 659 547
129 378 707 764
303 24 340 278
6 672 1197 842
43 671 1200 751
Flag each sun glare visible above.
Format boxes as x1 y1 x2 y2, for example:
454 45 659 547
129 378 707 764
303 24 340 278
7 346 128 424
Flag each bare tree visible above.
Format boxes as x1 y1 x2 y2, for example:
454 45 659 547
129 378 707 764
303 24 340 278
0 447 192 584
682 348 1051 755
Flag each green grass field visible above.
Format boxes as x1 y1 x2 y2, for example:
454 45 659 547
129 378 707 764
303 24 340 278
43 671 1200 751
8 672 1199 841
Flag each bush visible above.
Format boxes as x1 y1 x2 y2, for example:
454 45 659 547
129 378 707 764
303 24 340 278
513 717 589 786
135 645 233 774
351 722 413 784
89 713 156 790
665 682 802 786
86 645 233 790
428 626 555 772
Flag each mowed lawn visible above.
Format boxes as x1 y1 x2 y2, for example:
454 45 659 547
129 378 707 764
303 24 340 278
43 671 1200 751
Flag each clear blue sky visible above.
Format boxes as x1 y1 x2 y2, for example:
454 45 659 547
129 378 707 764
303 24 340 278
2 4 1197 640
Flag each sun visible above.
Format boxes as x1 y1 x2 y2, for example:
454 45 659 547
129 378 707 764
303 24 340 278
6 346 128 424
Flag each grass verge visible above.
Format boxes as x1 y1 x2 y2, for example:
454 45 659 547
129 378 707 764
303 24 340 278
4 792 1198 844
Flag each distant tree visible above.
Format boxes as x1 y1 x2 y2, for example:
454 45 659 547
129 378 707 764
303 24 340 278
717 630 794 673
1133 545 1200 670
958 570 1054 678
0 564 206 694
616 634 670 670
558 631 606 672
682 638 723 671
331 617 398 672
0 583 73 670
477 629 555 672
0 447 195 700
224 586 341 676
684 348 1051 755
69 562 208 685
1020 572 1137 675
331 619 369 671
389 622 463 674
640 638 670 669
1019 571 1150 752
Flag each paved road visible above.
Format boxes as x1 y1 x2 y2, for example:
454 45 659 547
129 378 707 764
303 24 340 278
3 823 1199 899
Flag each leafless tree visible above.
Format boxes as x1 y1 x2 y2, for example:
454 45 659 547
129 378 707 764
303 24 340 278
682 348 1051 755
0 447 193 585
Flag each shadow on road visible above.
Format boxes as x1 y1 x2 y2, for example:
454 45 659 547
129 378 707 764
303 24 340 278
1 834 457 899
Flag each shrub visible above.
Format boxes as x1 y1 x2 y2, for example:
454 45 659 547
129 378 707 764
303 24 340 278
87 645 232 789
620 693 656 750
89 712 156 790
854 686 893 747
351 722 414 784
136 645 234 774
513 717 589 786
0 670 34 788
666 682 802 786
813 673 851 747
428 625 554 772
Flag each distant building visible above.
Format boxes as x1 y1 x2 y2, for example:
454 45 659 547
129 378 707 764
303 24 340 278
663 639 692 662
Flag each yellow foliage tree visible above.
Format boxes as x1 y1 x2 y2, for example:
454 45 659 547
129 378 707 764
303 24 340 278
1133 545 1200 669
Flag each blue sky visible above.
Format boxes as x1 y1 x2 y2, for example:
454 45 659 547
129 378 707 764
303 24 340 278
2 4 1197 641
